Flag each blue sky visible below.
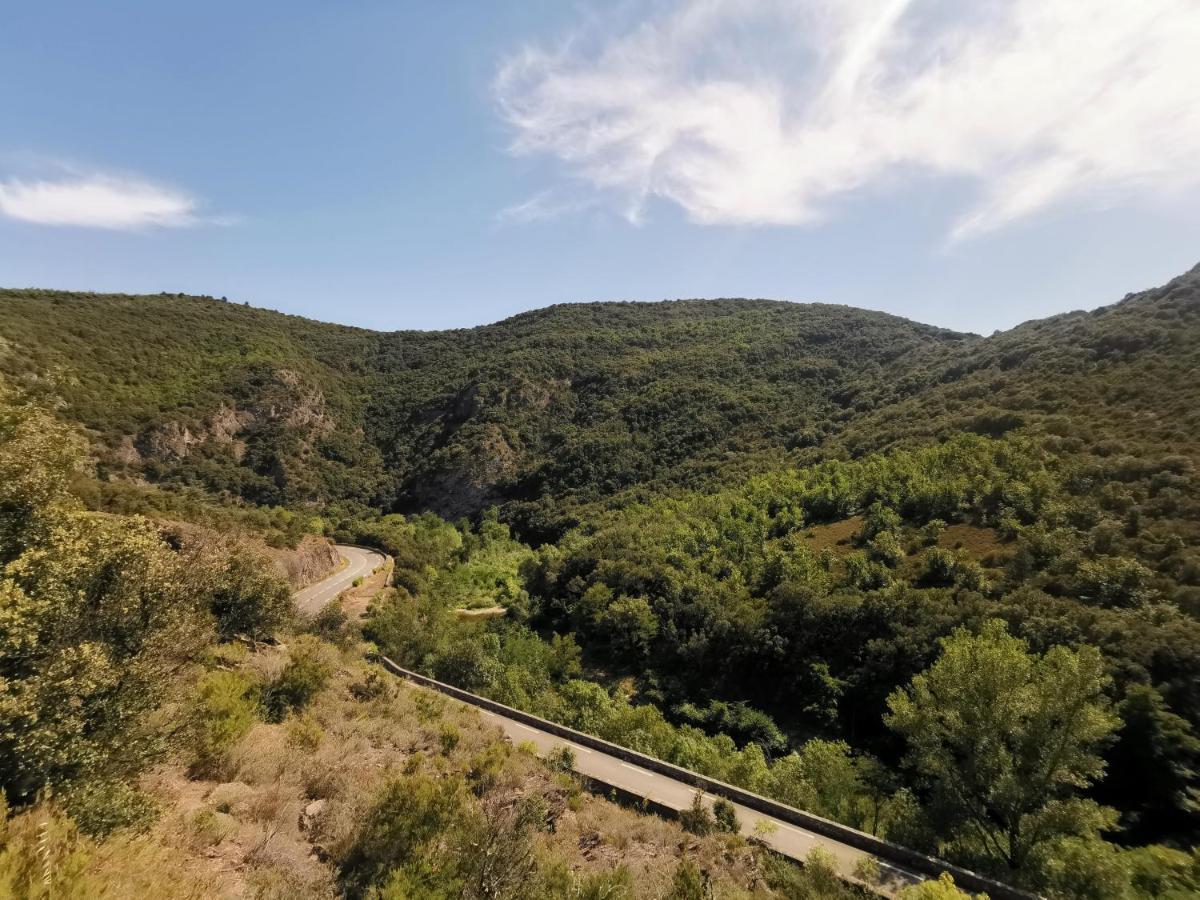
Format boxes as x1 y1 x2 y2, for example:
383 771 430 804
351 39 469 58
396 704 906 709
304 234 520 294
2 1 1198 335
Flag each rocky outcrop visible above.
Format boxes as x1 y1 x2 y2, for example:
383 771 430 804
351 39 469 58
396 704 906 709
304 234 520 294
269 534 341 589
132 371 331 463
113 435 142 465
138 420 203 460
411 424 522 520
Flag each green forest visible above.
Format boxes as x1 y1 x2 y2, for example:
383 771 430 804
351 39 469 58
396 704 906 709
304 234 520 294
2 263 1199 897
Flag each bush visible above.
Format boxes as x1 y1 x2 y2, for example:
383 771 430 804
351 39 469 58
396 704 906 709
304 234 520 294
439 723 461 756
897 872 981 899
286 714 324 751
666 859 708 899
546 745 576 773
261 637 333 722
191 670 258 777
679 792 716 836
920 548 958 586
337 773 472 897
852 855 881 884
306 600 354 647
194 539 293 640
712 798 740 834
61 779 158 838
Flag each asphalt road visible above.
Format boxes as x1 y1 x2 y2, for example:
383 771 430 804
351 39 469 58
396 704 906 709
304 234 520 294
298 546 929 894
475 707 924 894
292 545 386 615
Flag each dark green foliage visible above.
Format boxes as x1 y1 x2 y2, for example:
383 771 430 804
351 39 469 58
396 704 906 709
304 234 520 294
666 859 709 900
338 772 472 897
712 798 739 834
5 265 1200 893
304 599 356 649
190 670 259 777
261 636 333 722
678 793 716 836
1097 684 1200 841
201 540 294 639
0 287 967 526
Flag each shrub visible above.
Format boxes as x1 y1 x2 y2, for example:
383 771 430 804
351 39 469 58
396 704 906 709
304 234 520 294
337 773 472 897
679 792 716 836
546 745 576 773
306 600 353 647
438 723 461 756
712 798 740 834
852 855 881 884
666 859 708 899
574 866 634 900
349 669 389 702
193 539 293 640
0 803 97 897
262 637 333 722
61 779 158 838
802 847 842 891
286 714 324 751
920 548 958 585
897 872 981 899
191 670 258 777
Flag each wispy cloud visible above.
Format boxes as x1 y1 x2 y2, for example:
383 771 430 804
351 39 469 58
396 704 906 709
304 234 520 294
495 0 1200 240
0 170 209 230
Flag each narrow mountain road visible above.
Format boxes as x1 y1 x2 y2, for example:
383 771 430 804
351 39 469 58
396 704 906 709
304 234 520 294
475 708 924 894
293 545 385 615
298 549 1012 898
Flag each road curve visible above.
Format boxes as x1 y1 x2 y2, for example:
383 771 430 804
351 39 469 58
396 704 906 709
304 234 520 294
293 545 386 615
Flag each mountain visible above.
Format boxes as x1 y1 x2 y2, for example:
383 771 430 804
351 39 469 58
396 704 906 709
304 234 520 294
5 266 1200 895
2 266 1198 539
0 288 968 531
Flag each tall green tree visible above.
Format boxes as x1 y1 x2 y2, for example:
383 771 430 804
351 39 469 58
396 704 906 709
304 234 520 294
885 620 1120 878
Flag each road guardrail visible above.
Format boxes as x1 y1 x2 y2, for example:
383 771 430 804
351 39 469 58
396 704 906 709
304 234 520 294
375 654 1033 900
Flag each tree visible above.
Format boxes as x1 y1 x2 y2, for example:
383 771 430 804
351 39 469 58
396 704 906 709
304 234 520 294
0 402 211 829
185 534 293 640
1097 683 1200 839
594 596 659 662
896 873 982 900
885 620 1120 878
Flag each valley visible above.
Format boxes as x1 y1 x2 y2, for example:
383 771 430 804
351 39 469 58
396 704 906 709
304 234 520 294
2 264 1199 898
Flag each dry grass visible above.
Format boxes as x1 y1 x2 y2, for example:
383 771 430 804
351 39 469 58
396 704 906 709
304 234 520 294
799 515 864 556
114 635 803 898
937 523 1010 566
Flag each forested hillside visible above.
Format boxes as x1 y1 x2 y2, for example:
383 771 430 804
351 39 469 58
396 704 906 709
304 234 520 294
0 287 969 533
2 267 1197 543
3 264 1200 898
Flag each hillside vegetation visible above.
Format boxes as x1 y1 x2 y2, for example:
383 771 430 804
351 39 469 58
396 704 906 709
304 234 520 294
0 287 969 532
3 263 1200 898
0 394 850 900
3 267 1197 541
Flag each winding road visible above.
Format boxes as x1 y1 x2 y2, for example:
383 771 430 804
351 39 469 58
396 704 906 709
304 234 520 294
293 545 386 615
295 545 1018 899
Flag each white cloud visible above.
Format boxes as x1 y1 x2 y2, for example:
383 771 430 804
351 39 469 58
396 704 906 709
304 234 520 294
495 0 1200 240
0 173 199 229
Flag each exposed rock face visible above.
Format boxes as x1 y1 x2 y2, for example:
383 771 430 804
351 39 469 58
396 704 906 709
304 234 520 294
138 421 197 460
411 424 522 520
269 534 341 589
113 435 142 465
130 370 331 464
207 404 252 443
272 369 330 431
